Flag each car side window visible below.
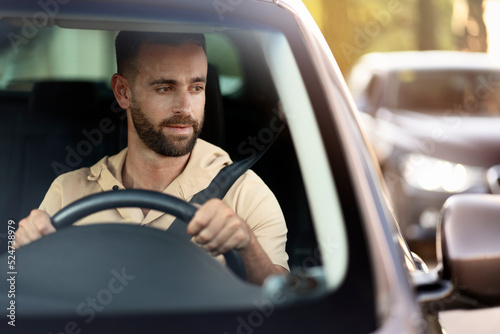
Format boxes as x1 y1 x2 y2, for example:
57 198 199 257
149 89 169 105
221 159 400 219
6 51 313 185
206 34 244 97
0 27 116 91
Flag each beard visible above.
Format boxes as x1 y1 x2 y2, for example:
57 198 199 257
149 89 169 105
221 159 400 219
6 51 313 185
130 99 204 157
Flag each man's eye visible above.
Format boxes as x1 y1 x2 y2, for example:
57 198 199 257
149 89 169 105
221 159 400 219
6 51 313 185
157 87 173 93
192 85 204 93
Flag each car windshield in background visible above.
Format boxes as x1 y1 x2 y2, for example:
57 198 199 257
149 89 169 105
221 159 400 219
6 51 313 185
391 70 500 115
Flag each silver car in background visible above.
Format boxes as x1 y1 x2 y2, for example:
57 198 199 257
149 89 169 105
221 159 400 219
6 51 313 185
348 51 500 243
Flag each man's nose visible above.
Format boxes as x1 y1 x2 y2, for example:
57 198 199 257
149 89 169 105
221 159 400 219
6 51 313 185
172 90 192 115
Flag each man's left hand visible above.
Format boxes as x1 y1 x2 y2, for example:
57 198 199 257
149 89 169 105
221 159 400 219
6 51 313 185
186 198 253 256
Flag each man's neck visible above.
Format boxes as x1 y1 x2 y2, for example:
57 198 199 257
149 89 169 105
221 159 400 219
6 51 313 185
122 141 191 194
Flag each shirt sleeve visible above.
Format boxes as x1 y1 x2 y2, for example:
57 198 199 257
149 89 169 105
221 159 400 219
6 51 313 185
38 177 64 216
224 170 289 271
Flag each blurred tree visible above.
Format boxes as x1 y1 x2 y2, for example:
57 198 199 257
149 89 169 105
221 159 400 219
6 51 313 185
304 0 475 75
417 0 438 50
417 0 456 50
304 0 422 74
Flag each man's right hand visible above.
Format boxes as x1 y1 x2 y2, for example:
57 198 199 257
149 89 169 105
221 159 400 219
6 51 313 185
15 209 56 248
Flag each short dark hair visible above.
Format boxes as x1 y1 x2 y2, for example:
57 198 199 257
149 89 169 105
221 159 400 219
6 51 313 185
115 31 206 78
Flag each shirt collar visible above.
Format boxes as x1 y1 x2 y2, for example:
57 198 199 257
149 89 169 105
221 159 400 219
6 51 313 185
88 147 128 191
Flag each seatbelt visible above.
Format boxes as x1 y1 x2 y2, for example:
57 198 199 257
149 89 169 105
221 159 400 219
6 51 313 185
168 126 282 239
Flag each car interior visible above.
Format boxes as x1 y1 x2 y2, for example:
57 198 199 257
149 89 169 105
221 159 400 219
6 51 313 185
0 27 318 271
0 4 380 332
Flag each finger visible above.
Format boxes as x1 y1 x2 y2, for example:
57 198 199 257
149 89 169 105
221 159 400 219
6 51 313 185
17 218 43 244
216 223 251 254
197 215 242 253
15 226 41 248
34 214 56 236
192 202 238 246
203 216 252 255
193 216 225 246
27 209 54 237
14 227 31 248
193 202 237 245
15 210 54 248
187 199 226 236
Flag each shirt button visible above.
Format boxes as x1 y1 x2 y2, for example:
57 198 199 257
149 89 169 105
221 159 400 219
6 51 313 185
112 185 119 191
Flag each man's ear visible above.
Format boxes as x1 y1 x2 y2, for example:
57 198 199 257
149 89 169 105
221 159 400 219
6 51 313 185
111 74 132 110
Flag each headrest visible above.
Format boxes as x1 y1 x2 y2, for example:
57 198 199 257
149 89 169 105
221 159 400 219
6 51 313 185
29 81 100 119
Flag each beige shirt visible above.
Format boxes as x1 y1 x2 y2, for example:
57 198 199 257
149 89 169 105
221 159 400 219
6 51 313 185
39 139 289 270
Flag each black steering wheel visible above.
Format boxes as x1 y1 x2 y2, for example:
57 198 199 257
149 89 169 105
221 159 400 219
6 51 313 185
1 190 265 319
51 189 246 280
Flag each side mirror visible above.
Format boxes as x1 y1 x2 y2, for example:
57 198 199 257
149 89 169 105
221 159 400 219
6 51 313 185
438 194 500 305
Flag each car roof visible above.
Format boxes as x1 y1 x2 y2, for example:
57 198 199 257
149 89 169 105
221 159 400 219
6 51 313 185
356 50 500 72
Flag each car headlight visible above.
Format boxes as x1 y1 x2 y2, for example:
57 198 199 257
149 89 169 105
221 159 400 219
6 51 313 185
401 154 485 193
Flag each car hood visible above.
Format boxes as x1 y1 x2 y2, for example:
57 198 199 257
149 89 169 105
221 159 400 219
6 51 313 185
373 108 500 167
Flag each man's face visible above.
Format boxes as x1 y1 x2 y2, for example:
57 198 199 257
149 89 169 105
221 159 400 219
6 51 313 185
128 42 207 157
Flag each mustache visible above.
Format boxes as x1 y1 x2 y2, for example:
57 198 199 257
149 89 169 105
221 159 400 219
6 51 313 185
159 115 200 128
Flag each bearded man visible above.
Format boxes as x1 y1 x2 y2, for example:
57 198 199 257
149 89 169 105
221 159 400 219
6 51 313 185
14 32 289 285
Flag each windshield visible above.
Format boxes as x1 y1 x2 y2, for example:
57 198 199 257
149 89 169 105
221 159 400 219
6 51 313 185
0 3 377 331
392 70 500 115
0 21 350 289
